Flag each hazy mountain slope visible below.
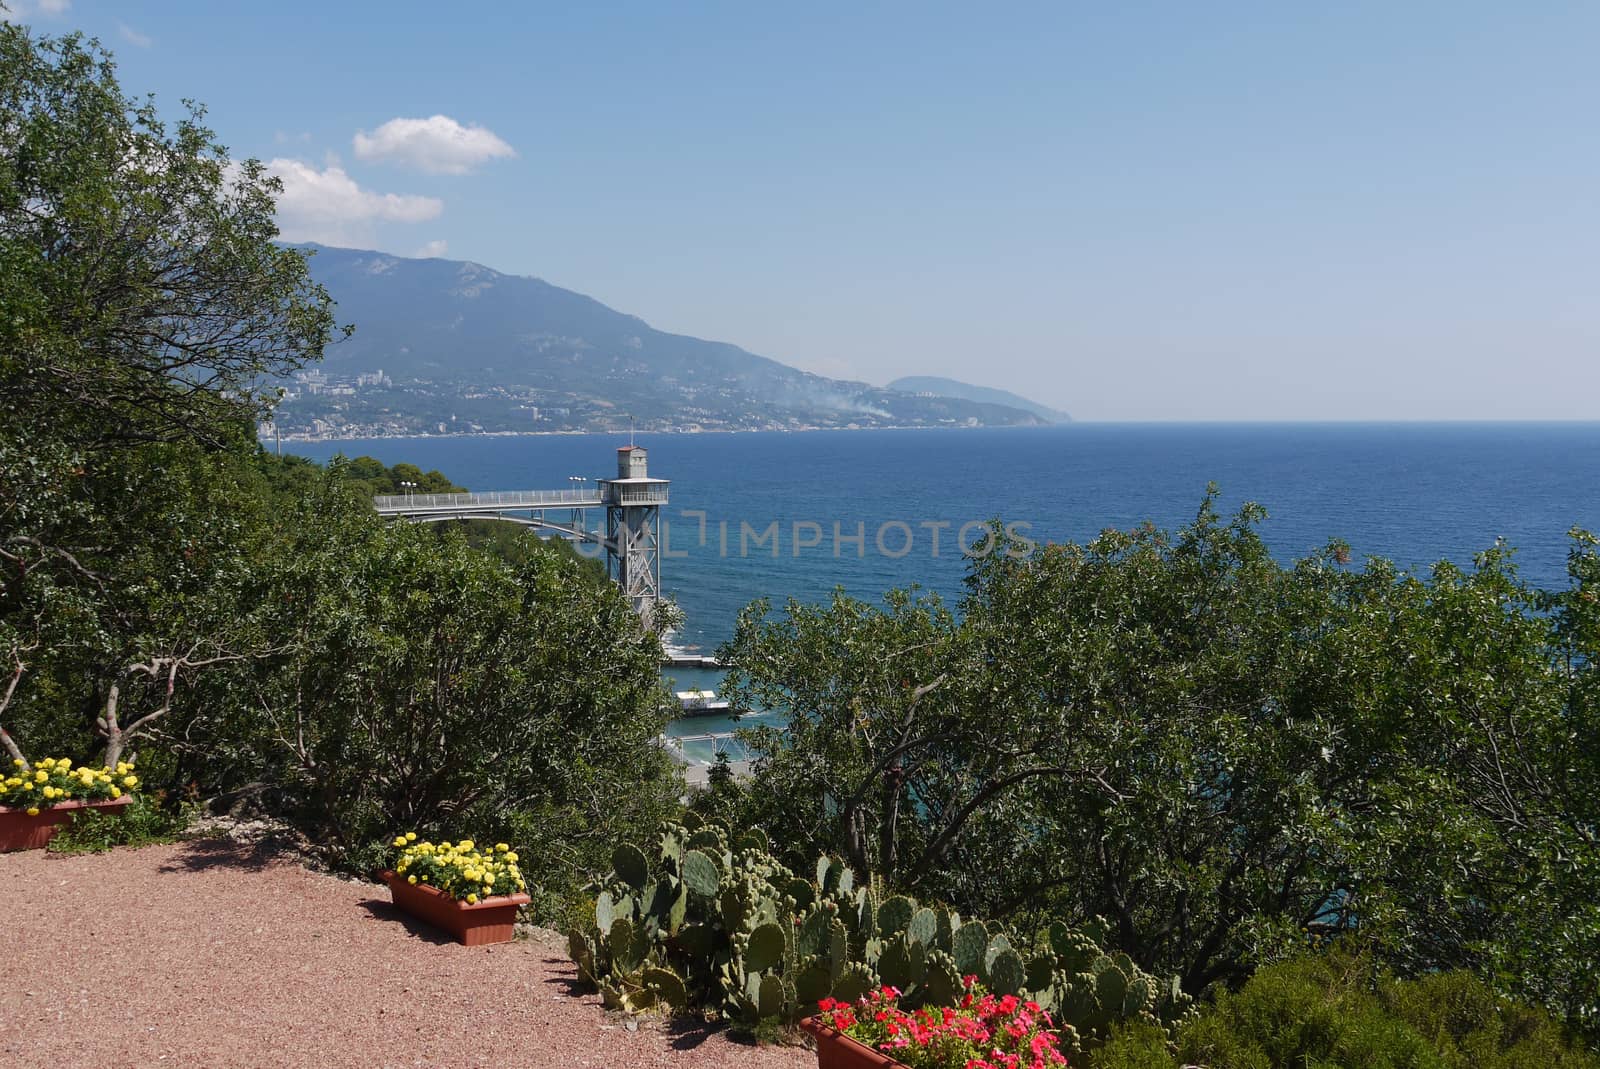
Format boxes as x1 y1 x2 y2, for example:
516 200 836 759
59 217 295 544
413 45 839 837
888 376 1071 423
281 245 1045 433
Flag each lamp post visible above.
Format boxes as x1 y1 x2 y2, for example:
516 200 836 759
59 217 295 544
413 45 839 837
401 480 416 501
568 475 587 536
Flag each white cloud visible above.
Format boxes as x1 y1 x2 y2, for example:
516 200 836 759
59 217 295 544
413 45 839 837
263 158 443 246
273 130 313 146
2 0 72 20
415 239 449 258
117 22 152 47
353 115 516 175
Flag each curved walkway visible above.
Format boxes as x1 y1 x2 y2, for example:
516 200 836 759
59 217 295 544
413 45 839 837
1 837 810 1068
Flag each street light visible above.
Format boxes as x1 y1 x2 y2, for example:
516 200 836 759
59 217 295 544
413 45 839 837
400 480 416 500
568 475 587 535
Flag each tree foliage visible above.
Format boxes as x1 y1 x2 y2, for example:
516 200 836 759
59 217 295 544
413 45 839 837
0 24 680 920
0 26 339 454
720 495 1600 1032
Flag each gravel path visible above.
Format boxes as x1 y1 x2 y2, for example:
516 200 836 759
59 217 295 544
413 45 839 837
1 837 813 1068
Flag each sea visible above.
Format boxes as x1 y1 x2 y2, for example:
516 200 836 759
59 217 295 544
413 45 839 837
287 423 1600 763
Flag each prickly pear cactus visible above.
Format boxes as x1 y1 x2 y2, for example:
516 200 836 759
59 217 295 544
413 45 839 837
567 821 1194 1046
1018 915 1193 1049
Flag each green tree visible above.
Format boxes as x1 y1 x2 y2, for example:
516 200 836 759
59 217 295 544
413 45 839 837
721 496 1600 1032
1343 537 1600 1033
0 26 338 455
0 24 337 767
168 466 680 903
0 25 683 924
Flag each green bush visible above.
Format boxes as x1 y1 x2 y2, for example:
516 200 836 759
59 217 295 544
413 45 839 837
1088 1020 1184 1069
1385 970 1598 1069
1094 949 1600 1069
47 794 192 855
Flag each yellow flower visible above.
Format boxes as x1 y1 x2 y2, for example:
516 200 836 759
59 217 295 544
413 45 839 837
392 835 407 848
405 831 417 842
26 806 39 816
504 852 518 863
407 875 418 885
110 787 121 799
457 839 474 851
465 893 478 904
34 770 47 783
123 776 138 788
11 759 22 768
495 842 509 852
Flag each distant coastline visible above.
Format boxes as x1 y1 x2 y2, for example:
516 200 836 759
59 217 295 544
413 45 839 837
261 421 1030 444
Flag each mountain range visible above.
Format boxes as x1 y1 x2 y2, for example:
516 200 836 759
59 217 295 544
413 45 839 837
271 244 1066 437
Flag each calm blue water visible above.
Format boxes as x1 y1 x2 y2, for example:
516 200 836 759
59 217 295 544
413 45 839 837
289 424 1600 758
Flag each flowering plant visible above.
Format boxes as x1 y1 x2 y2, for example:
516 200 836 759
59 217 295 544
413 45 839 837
390 832 527 904
816 979 1069 1069
0 757 138 816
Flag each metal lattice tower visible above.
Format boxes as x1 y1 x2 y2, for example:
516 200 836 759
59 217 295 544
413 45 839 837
599 446 669 625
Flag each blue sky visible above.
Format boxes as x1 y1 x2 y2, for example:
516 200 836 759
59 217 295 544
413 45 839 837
9 1 1600 420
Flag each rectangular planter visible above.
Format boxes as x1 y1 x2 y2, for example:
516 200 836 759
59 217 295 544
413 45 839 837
380 869 530 946
800 1017 910 1069
0 795 134 853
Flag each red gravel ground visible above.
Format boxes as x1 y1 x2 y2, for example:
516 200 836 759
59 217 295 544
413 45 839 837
1 837 814 1068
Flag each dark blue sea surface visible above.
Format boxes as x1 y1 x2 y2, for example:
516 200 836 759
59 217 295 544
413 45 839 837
289 424 1600 757
289 423 1600 640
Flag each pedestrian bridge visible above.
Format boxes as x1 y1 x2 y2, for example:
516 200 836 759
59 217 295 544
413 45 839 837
373 488 604 518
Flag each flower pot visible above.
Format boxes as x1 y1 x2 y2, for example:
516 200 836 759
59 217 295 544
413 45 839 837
0 795 135 852
801 1017 910 1069
380 870 530 946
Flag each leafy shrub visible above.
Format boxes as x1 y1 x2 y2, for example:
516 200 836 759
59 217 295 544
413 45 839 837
1087 1020 1186 1069
1383 969 1599 1069
47 794 190 855
1147 948 1600 1069
177 494 682 924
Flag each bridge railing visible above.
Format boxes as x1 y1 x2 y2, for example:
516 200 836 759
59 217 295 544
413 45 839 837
374 489 604 511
